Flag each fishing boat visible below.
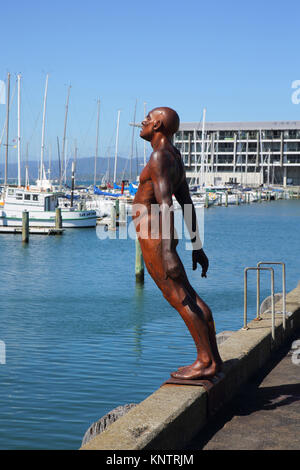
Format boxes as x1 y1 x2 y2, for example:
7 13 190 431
0 186 97 228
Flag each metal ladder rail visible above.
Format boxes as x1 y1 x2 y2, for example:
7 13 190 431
244 267 275 340
257 262 286 331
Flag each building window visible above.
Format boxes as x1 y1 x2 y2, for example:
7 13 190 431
183 131 192 140
248 131 257 139
219 131 234 140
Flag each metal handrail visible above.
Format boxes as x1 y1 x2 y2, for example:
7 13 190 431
244 267 275 340
257 262 286 330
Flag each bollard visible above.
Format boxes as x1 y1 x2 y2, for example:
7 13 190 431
22 210 29 243
55 207 62 229
135 238 144 283
110 203 116 230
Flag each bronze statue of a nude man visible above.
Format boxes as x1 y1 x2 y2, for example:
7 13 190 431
132 107 222 380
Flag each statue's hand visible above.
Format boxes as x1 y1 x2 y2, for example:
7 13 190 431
192 248 209 278
164 251 182 280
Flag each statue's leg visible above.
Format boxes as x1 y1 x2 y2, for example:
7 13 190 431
156 249 222 370
181 281 223 369
160 280 219 379
138 237 219 379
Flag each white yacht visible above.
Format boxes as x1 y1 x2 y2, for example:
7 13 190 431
0 187 97 228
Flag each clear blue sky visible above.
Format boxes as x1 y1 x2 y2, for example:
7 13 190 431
1 0 300 166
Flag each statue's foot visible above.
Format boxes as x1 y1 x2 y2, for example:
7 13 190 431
170 361 218 380
177 358 223 374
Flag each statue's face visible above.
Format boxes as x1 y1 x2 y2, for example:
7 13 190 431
140 110 162 142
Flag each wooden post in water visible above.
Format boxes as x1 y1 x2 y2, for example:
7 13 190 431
205 193 209 209
110 203 116 230
135 237 144 283
115 198 119 218
225 192 228 207
236 193 239 205
55 207 62 229
119 201 126 225
22 210 29 243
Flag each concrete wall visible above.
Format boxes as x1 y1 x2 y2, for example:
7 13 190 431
80 283 300 451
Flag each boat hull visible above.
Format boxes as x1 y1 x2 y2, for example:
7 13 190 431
0 209 97 228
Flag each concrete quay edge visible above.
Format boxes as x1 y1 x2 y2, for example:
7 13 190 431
80 282 300 451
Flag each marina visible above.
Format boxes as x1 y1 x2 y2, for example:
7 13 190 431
0 198 299 449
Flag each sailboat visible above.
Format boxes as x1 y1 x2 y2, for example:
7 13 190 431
0 75 97 228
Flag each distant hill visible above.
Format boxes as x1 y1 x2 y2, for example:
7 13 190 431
0 156 144 184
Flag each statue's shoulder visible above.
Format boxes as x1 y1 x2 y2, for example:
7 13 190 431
149 148 173 167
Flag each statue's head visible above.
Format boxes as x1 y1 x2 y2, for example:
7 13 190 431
140 107 180 142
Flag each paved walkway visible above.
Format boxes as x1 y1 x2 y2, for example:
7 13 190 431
186 332 300 450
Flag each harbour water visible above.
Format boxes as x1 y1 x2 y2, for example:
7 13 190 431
0 199 299 449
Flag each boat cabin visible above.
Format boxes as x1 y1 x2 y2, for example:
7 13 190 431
4 187 60 212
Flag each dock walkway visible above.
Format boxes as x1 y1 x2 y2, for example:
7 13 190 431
186 332 300 450
0 226 64 235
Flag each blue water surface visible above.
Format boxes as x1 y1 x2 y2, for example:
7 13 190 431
0 199 299 449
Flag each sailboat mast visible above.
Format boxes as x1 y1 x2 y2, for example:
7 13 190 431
107 147 111 183
200 107 206 188
57 136 62 188
94 99 100 186
17 74 21 187
62 85 71 184
4 72 10 187
130 99 137 182
113 110 121 183
25 142 29 187
64 139 68 185
40 74 49 181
